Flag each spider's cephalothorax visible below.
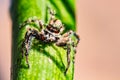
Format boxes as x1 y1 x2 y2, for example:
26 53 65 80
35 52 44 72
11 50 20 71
20 9 80 74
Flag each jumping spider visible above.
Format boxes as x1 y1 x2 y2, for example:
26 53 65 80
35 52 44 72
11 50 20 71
20 9 80 74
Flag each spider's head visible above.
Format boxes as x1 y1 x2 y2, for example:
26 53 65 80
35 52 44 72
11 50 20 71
47 19 64 34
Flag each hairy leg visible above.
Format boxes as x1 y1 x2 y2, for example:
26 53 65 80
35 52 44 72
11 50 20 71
21 28 39 67
56 30 80 74
64 44 71 74
19 17 44 30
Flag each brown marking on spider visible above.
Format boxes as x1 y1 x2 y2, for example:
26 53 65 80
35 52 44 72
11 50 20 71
20 9 80 75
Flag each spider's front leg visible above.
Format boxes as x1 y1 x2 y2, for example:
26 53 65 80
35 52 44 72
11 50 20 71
21 28 39 68
56 30 80 74
19 17 44 30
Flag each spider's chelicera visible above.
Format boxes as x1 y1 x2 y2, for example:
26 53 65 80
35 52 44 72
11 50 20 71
20 9 80 74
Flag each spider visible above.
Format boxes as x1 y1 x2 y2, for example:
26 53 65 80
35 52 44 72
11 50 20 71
20 9 80 74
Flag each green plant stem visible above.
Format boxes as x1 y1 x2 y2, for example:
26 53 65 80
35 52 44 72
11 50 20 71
10 0 76 80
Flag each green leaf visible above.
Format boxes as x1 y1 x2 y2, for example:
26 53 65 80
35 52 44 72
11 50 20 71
11 0 76 80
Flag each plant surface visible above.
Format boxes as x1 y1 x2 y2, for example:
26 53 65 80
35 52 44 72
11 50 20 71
11 0 76 80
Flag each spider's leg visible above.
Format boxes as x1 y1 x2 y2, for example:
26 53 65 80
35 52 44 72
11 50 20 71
56 39 71 75
22 28 34 68
73 32 80 46
72 32 80 53
21 40 25 58
56 30 80 74
55 33 70 75
47 7 57 26
19 18 44 30
69 31 80 63
24 36 32 68
48 7 56 21
64 44 71 75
